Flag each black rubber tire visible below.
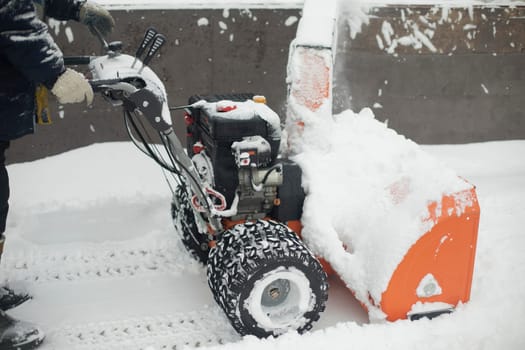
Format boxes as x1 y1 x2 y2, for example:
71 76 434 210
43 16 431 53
171 185 209 264
207 219 328 337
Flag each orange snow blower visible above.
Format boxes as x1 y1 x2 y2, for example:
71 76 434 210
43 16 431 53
78 23 480 340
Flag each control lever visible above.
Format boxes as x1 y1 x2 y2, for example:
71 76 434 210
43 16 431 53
132 27 158 68
90 25 109 51
138 34 167 73
90 25 122 56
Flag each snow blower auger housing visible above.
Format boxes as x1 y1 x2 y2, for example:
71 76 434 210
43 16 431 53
72 28 328 338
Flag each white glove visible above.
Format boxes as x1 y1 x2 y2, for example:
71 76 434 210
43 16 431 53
51 68 94 105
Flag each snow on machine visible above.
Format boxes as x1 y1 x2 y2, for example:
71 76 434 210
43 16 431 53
69 27 480 338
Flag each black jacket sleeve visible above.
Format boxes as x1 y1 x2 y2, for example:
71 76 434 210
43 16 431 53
43 0 86 21
0 0 65 88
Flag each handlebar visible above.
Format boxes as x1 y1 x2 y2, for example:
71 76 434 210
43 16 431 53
88 78 127 92
64 56 93 66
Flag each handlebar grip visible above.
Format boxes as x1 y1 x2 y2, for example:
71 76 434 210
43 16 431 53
135 27 158 59
64 56 93 66
142 34 167 67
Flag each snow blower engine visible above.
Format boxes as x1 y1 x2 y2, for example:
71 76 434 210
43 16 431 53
69 27 329 338
184 94 305 227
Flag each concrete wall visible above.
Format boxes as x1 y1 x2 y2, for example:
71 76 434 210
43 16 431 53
7 5 525 163
334 5 525 144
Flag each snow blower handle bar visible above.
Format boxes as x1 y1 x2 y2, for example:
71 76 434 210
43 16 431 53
87 78 134 93
63 56 93 66
88 78 172 133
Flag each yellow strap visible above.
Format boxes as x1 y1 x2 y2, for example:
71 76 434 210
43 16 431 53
35 85 52 125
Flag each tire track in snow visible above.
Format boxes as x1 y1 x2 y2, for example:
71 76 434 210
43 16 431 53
1 232 240 349
2 197 203 283
40 310 240 350
0 236 203 284
0 200 243 349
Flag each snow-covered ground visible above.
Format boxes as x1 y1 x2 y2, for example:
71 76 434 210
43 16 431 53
2 127 524 349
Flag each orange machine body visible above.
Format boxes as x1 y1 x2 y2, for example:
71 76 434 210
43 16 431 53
285 186 479 321
379 186 480 320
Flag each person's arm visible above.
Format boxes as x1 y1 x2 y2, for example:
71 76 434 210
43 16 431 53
43 0 114 36
0 0 94 104
0 0 65 88
41 0 85 21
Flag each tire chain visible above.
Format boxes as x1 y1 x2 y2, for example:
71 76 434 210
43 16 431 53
207 219 328 337
171 185 209 264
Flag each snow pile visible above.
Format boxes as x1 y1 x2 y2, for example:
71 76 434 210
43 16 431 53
291 108 471 318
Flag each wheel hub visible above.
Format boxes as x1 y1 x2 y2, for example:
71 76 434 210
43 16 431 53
246 268 312 332
261 279 291 307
